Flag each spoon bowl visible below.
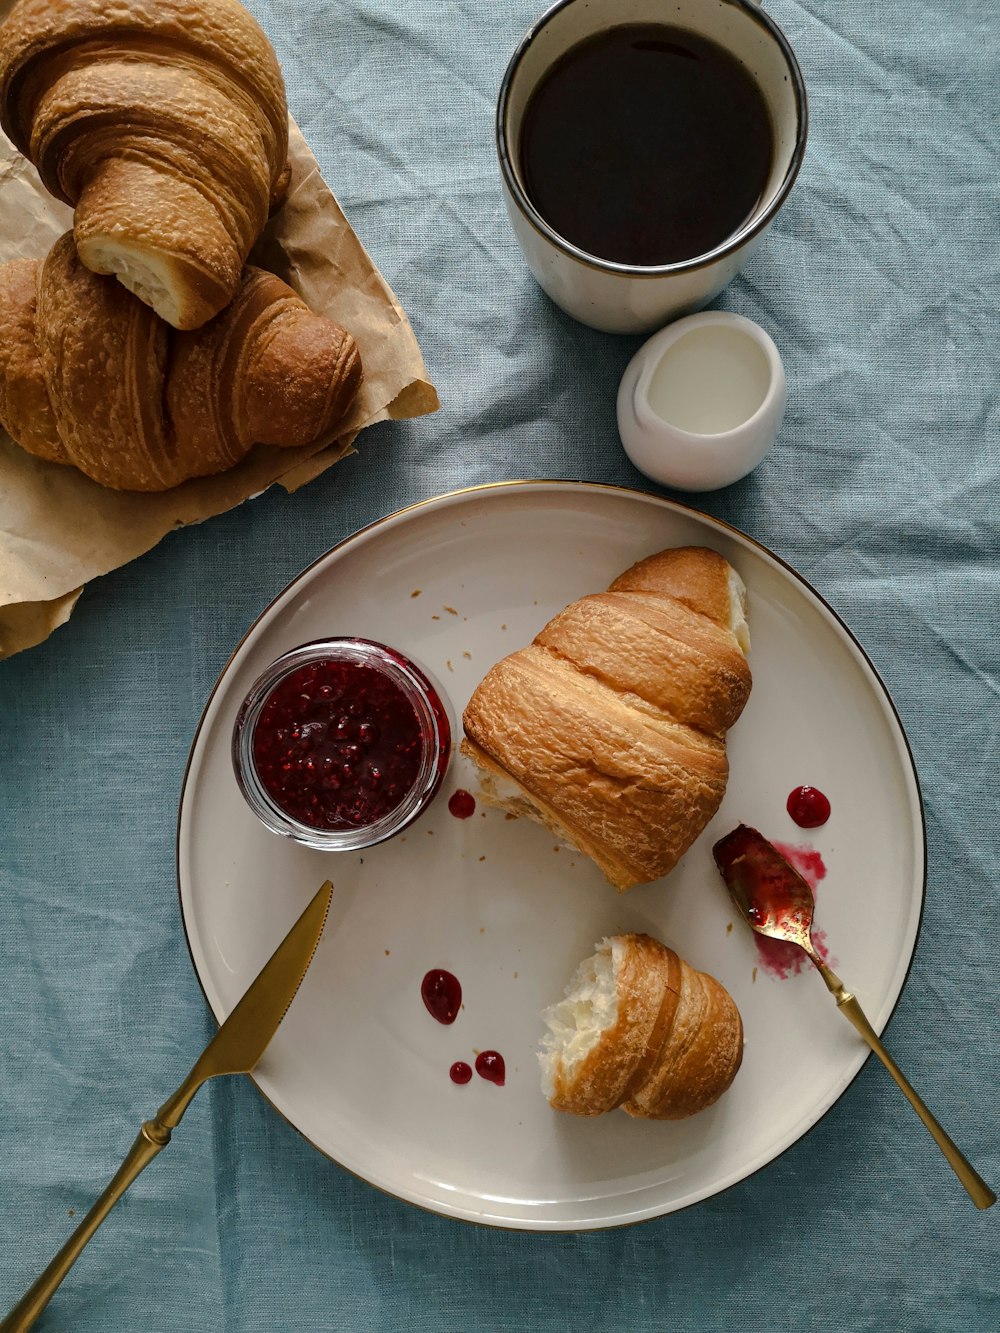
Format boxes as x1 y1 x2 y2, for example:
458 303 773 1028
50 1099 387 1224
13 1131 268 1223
713 821 817 955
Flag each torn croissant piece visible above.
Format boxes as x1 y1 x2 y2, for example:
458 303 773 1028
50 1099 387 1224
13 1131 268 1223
0 0 290 329
539 933 743 1120
0 233 362 492
461 547 752 890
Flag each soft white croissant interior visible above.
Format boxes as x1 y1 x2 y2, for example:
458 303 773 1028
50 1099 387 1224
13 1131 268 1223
726 568 751 653
77 239 185 331
539 936 621 1101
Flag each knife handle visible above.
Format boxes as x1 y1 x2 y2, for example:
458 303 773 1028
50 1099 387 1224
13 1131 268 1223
814 961 996 1210
0 1119 172 1333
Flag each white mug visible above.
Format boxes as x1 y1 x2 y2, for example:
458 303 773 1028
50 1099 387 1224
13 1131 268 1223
496 0 807 334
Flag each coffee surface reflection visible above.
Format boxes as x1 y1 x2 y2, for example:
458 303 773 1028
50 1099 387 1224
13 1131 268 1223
519 23 774 267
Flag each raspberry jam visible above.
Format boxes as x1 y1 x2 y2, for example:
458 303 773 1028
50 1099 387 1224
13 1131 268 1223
233 639 451 850
421 969 462 1025
447 789 476 819
253 661 422 829
786 785 831 828
475 1051 506 1086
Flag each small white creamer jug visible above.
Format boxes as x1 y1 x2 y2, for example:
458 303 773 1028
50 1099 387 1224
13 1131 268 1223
617 311 786 491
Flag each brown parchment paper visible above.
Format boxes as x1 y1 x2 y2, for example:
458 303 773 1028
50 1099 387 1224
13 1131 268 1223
0 117 439 659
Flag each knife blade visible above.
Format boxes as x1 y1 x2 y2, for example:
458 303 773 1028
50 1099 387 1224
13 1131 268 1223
161 878 334 1124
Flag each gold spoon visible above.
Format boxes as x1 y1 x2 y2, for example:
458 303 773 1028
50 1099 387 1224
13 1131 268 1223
713 825 995 1210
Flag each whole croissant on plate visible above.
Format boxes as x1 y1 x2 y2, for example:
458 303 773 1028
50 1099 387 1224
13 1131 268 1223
461 546 752 890
540 933 743 1119
0 0 289 329
0 233 362 491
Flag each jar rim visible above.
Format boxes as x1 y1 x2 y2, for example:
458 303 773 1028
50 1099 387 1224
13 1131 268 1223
232 638 451 851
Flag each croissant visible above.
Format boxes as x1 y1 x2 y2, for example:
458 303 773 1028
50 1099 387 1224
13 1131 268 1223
0 232 362 492
461 546 752 891
0 0 289 329
539 933 743 1119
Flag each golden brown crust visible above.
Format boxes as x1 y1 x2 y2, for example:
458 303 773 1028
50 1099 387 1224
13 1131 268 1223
0 257 64 464
0 234 363 492
609 546 738 627
546 936 682 1116
0 0 289 328
462 547 751 890
166 268 363 473
543 934 743 1121
536 589 750 738
36 233 173 490
238 272 363 446
622 955 744 1120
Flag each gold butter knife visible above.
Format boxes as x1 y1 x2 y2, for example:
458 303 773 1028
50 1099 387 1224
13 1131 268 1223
2 880 334 1333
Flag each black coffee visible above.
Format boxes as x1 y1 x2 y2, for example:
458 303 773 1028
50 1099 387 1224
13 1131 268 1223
518 23 774 267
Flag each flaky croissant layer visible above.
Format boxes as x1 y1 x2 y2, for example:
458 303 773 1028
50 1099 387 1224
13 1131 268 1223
0 233 362 492
462 546 752 890
540 933 744 1120
0 0 290 329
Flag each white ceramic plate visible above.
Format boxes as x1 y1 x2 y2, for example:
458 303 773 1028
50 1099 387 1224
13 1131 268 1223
177 481 925 1230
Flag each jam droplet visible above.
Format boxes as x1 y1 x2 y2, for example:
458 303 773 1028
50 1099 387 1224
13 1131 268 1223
251 658 426 831
450 1061 473 1085
475 1051 506 1086
787 785 831 828
448 789 476 819
421 969 462 1024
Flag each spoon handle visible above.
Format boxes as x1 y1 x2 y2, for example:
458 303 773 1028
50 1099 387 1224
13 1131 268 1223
814 961 995 1209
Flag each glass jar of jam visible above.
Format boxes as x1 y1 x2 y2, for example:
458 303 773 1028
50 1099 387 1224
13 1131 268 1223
232 638 451 850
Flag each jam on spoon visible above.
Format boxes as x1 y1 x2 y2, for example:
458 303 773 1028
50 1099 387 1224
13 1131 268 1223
712 824 995 1210
714 823 816 948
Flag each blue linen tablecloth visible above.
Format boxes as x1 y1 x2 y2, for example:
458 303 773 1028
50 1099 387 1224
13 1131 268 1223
1 1 997 1328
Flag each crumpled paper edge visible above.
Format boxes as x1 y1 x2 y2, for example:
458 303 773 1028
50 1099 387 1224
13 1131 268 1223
0 586 82 659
